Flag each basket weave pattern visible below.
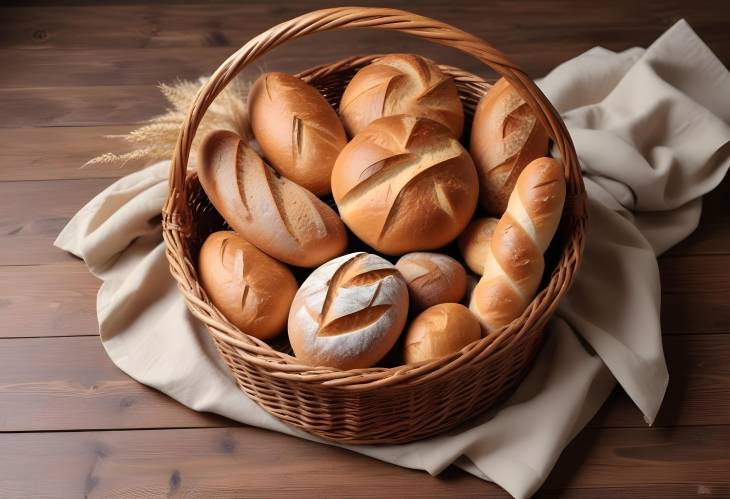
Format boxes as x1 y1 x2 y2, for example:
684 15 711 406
162 7 586 444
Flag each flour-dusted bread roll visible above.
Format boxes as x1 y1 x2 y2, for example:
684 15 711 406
198 130 347 268
332 115 478 255
198 231 298 340
470 78 550 215
395 252 467 312
248 72 347 195
470 157 566 333
458 217 499 275
339 54 464 138
288 252 409 370
403 303 481 364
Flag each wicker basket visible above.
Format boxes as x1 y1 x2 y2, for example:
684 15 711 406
162 7 586 444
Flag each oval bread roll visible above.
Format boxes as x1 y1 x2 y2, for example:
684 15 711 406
248 72 347 195
288 252 409 370
332 115 478 255
395 252 467 312
470 157 566 333
458 217 499 275
403 303 481 364
198 231 298 340
470 78 550 215
339 54 464 138
198 130 347 268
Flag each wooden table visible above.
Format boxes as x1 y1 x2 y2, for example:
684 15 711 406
1 2 729 497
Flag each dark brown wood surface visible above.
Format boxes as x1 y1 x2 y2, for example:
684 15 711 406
1 1 728 497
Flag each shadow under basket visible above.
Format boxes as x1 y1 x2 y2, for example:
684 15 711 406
162 7 587 445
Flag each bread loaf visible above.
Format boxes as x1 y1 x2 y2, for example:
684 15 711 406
288 252 409 370
403 303 481 364
198 231 297 340
470 157 566 333
470 78 550 215
458 217 499 275
248 72 347 195
395 252 467 312
198 130 347 268
339 54 464 138
332 115 478 255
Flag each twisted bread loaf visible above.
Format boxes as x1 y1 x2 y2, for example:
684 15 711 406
469 157 565 333
332 115 478 255
288 252 409 370
248 72 347 196
339 54 464 138
198 130 347 268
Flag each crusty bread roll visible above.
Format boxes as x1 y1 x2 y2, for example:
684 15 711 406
288 252 409 370
198 231 297 340
470 157 566 333
248 72 347 196
332 115 478 255
395 252 467 312
403 303 481 364
458 217 499 275
339 54 464 138
198 130 347 268
470 77 550 215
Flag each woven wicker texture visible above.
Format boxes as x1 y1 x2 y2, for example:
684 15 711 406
162 7 586 444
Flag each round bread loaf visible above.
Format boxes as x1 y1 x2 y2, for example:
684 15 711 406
288 252 409 370
331 115 478 255
458 217 499 275
248 72 347 195
198 231 298 340
339 53 464 138
470 77 550 215
395 252 467 312
403 303 481 364
198 130 347 268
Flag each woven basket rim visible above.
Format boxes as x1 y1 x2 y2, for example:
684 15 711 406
161 7 587 393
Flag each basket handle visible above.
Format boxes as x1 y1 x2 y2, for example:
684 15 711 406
162 6 584 231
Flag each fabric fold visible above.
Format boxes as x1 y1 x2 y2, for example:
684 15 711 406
55 20 730 499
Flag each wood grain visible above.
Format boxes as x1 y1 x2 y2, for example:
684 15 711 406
0 334 726 432
0 424 727 498
0 336 229 432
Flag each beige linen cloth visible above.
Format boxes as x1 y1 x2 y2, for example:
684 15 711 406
56 20 730 498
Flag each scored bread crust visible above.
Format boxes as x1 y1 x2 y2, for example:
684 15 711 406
469 157 566 333
470 78 550 215
248 72 347 196
395 252 467 312
198 130 347 268
332 115 478 255
288 252 409 370
339 54 464 138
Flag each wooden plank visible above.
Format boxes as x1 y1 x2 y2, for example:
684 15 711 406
0 336 229 432
0 126 141 181
0 178 115 265
0 85 166 128
0 262 100 338
0 333 726 432
0 424 728 498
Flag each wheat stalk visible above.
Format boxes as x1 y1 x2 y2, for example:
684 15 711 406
84 76 252 169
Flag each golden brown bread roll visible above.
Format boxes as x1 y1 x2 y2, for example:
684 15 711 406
288 252 409 370
198 130 347 268
470 157 566 333
458 217 499 275
248 72 347 196
395 252 467 312
403 303 481 364
339 54 464 138
470 78 550 215
332 115 478 255
198 231 297 340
